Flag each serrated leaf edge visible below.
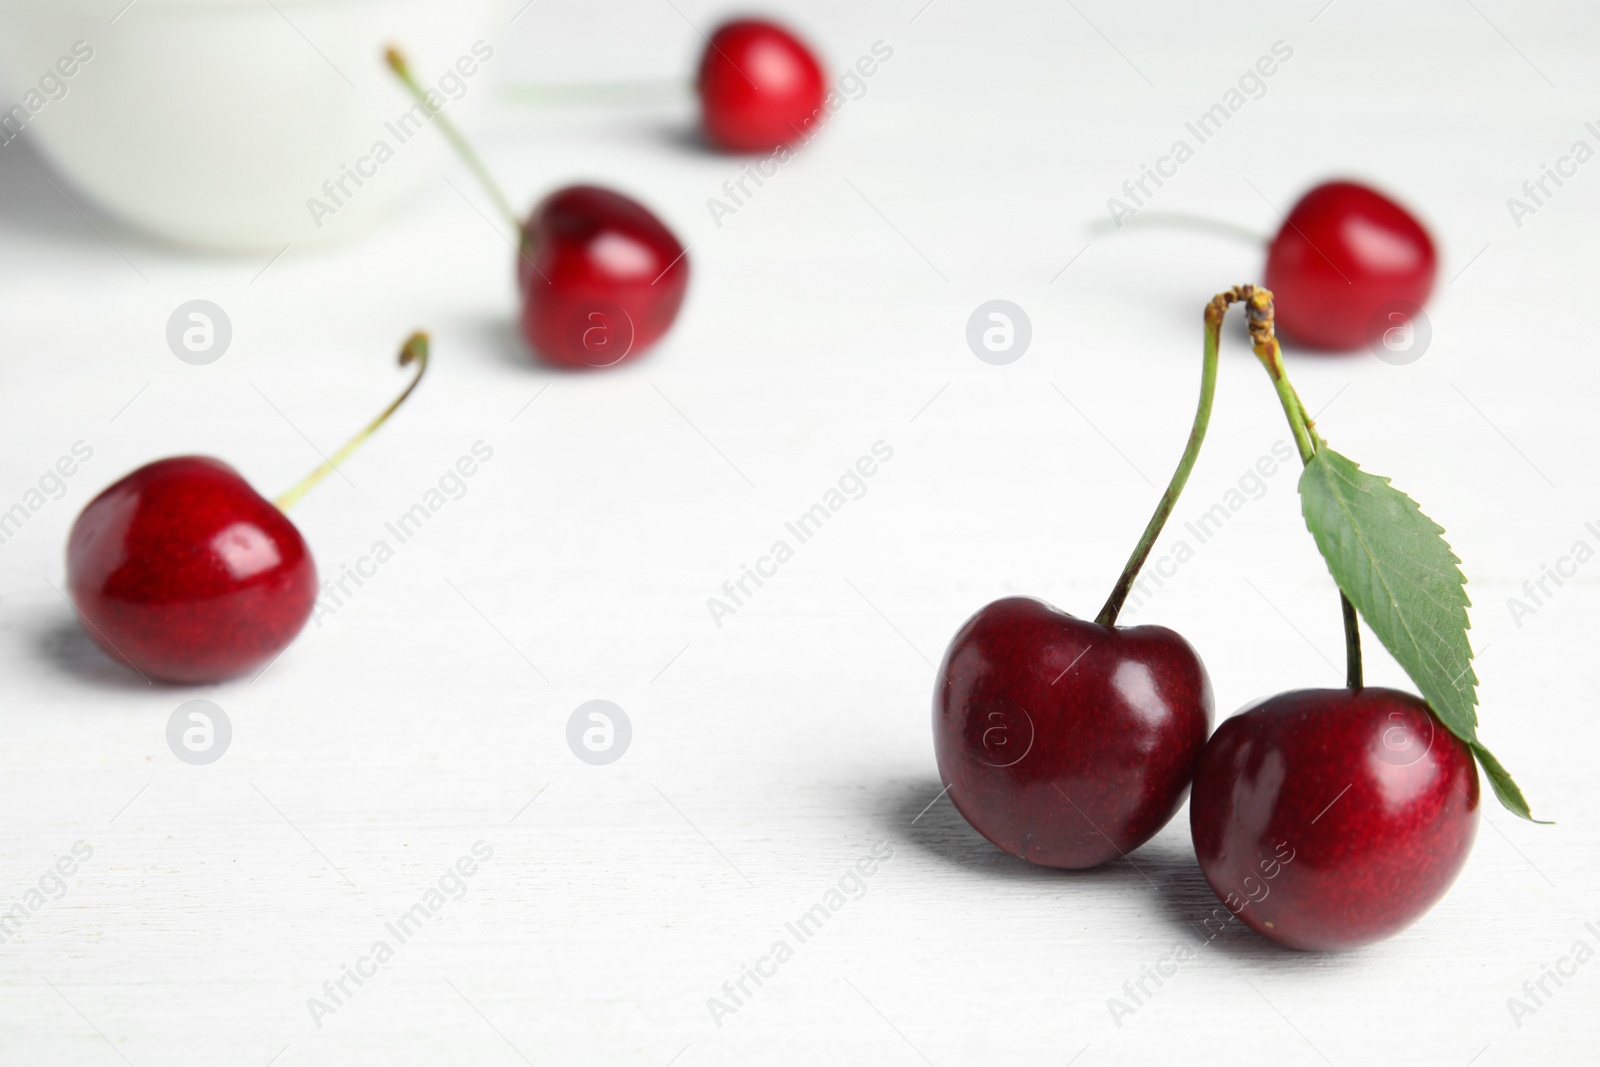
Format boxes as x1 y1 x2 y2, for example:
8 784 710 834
1298 448 1539 822
1299 450 1478 738
1471 741 1547 824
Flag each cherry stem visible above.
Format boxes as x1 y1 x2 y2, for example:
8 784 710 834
1240 286 1364 689
275 332 430 512
499 78 688 105
1094 294 1222 627
1341 594 1363 689
385 46 520 231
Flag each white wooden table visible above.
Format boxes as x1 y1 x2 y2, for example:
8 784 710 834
0 2 1593 1063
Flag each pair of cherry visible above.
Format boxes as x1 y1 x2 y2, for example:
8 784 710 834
935 602 1476 951
933 283 1479 953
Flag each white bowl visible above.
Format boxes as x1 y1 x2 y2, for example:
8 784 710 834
0 0 503 250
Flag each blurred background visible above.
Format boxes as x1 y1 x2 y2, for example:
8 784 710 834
0 1 1595 1063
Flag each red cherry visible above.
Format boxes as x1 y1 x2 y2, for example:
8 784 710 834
934 597 1213 869
1190 687 1478 950
516 185 690 369
66 332 429 685
697 19 826 153
67 457 318 684
385 51 689 370
1263 180 1437 351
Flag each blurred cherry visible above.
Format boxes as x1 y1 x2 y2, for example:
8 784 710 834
1264 180 1436 351
66 333 429 684
697 19 826 153
516 185 689 368
388 49 689 369
69 457 318 684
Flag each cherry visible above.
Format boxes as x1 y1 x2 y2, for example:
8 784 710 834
930 293 1250 869
387 50 689 370
515 185 689 369
697 19 826 153
1190 688 1479 950
1263 180 1437 351
67 458 319 684
65 333 429 685
934 597 1212 868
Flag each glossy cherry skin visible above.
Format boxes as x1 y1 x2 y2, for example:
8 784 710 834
1190 688 1478 950
66 456 318 684
933 597 1213 869
697 19 826 153
1264 181 1437 351
516 185 689 369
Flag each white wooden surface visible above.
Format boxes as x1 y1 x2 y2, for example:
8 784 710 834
1 2 1595 1063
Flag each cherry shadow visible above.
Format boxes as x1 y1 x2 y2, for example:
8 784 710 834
635 115 835 161
640 119 713 156
450 308 668 379
33 615 167 693
883 774 1060 884
454 309 537 375
877 775 1345 964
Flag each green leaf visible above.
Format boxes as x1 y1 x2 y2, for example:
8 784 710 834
1298 448 1477 738
1297 448 1538 820
1472 741 1548 823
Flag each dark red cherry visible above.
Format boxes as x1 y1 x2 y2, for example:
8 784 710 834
1190 687 1478 950
697 19 826 153
1263 180 1437 351
517 184 690 369
67 456 318 684
933 596 1213 869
